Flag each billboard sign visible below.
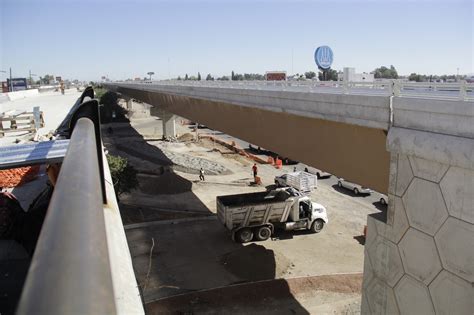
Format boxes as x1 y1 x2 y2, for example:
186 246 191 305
314 46 334 70
7 78 28 91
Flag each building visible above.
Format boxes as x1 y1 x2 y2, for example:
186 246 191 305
339 67 374 82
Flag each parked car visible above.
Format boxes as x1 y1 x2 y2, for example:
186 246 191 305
337 178 372 195
299 165 331 179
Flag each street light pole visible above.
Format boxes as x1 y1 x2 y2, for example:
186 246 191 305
9 67 13 92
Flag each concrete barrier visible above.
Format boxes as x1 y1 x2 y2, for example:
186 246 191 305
4 89 39 102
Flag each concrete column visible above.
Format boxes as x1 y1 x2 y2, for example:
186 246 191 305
161 110 176 138
361 98 474 314
126 98 133 110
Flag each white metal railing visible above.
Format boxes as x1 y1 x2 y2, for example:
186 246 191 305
116 79 474 101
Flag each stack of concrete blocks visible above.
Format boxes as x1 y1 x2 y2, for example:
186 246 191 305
361 98 473 314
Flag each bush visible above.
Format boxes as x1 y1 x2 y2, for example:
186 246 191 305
107 154 138 197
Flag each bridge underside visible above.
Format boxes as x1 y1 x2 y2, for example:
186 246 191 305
117 87 389 193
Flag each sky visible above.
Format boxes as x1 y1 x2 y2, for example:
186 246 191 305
0 0 473 81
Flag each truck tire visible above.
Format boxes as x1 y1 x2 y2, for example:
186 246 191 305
236 228 253 243
338 181 342 188
311 219 324 233
255 226 271 241
353 188 359 195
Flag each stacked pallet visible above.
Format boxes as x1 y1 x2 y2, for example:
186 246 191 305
0 107 44 137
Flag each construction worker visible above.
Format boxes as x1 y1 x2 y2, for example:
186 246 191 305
252 163 258 181
199 168 205 181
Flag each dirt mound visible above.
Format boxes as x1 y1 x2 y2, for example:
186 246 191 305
220 244 291 281
178 133 195 142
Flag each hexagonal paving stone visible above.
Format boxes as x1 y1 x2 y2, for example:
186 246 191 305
399 228 443 285
395 275 435 314
395 154 414 197
378 195 409 244
435 217 474 282
409 156 449 183
366 277 399 314
440 166 474 224
368 236 404 288
403 178 448 236
429 270 474 315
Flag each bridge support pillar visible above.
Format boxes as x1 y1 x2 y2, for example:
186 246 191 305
361 127 473 314
126 98 133 110
159 110 176 139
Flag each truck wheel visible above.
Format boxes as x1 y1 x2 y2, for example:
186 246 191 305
316 172 321 179
380 198 386 205
311 219 324 233
338 181 342 188
236 228 253 243
255 226 271 241
353 188 359 195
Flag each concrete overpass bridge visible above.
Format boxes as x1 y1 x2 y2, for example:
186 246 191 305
105 80 473 314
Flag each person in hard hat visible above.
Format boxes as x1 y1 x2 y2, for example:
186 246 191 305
199 168 205 181
60 81 65 95
252 163 258 182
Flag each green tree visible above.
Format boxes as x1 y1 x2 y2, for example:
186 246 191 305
184 74 189 80
206 74 213 81
177 76 182 80
305 71 316 79
106 154 138 197
318 69 338 81
197 72 201 81
374 65 398 79
231 71 235 80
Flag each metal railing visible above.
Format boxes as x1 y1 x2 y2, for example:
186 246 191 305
16 117 116 314
116 79 474 101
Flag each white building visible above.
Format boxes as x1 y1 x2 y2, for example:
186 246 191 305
339 67 374 82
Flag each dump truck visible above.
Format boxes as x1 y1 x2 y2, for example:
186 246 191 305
217 187 328 243
274 171 317 193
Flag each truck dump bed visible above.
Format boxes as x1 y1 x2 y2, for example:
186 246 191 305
217 189 294 231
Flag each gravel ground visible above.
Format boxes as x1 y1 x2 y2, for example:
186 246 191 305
104 108 382 314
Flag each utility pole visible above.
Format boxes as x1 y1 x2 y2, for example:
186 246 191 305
9 67 13 92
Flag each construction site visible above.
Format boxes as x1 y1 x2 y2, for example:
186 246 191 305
1 79 472 315
101 96 385 313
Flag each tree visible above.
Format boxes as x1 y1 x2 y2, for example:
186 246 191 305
374 65 398 79
184 74 189 80
206 74 213 81
107 154 138 197
305 71 316 79
197 72 201 81
40 74 54 84
177 76 182 80
231 71 235 80
318 69 338 81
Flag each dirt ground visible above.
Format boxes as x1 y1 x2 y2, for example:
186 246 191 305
103 110 383 314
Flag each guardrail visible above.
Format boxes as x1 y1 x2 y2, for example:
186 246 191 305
15 91 144 314
117 79 474 101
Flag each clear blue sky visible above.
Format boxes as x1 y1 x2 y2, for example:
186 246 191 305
1 0 472 81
